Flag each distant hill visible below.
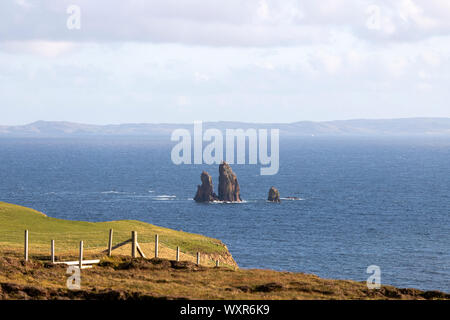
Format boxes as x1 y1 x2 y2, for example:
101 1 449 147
1 118 450 137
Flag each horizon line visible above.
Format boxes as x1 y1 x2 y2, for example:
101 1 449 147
2 116 450 127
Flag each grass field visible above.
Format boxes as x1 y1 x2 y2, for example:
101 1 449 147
0 202 236 267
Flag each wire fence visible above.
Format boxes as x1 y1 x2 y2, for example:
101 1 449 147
0 229 225 268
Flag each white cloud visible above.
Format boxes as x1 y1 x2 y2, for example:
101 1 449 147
256 0 270 20
176 95 190 106
255 61 275 71
421 51 441 66
194 72 210 82
0 41 77 57
14 0 32 9
397 0 437 29
385 56 409 77
417 82 433 91
316 52 342 74
1 0 450 46
1 2 450 124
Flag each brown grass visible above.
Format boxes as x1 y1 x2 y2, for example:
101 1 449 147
0 255 448 300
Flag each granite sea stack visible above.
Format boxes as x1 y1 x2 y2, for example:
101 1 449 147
194 162 242 203
218 162 242 202
267 186 281 203
194 171 219 202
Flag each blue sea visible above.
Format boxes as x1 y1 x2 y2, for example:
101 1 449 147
0 136 449 292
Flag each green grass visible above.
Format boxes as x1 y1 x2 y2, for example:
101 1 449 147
0 201 227 256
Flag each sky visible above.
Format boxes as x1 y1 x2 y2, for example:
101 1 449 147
1 0 450 125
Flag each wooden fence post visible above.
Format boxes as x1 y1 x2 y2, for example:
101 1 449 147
197 252 200 265
131 231 137 258
79 241 84 269
24 230 29 261
108 229 113 257
155 234 159 258
176 246 180 262
51 240 55 263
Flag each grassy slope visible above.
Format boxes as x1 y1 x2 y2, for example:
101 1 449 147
0 202 233 266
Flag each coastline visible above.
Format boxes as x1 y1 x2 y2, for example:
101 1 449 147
0 201 448 300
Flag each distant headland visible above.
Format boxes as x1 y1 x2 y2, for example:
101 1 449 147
1 118 450 137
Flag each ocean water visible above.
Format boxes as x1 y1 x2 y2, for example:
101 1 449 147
0 136 448 292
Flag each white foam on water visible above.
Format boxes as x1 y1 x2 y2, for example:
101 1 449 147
152 195 177 201
101 191 127 194
209 200 248 204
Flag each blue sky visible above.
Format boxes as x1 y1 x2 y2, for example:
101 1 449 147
1 0 450 125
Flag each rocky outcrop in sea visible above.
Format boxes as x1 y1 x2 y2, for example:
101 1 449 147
267 186 281 202
194 171 219 202
218 162 242 202
194 162 242 203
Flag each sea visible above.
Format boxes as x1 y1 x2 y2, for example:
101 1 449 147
0 136 448 292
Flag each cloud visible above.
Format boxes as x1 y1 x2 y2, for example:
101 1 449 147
176 95 191 106
1 39 450 124
1 0 450 47
14 0 33 9
317 52 343 74
356 0 450 42
0 41 77 57
194 72 210 82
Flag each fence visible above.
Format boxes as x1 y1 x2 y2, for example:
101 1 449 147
7 229 222 268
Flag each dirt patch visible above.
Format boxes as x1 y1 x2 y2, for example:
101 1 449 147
118 258 172 270
202 248 238 269
1 283 49 299
253 282 284 293
98 256 207 272
236 282 284 293
169 260 207 271
0 282 187 300
421 290 449 299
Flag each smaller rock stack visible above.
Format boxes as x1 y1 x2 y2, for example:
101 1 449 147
267 186 281 203
194 171 219 202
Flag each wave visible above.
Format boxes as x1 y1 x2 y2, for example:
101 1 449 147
209 200 249 204
280 197 304 201
101 191 128 194
152 195 177 201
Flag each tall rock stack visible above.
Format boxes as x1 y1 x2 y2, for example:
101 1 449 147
194 171 219 202
218 162 242 202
